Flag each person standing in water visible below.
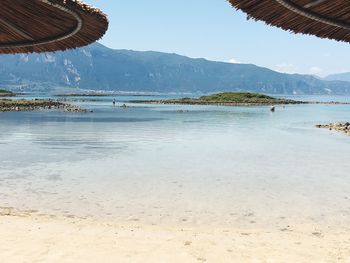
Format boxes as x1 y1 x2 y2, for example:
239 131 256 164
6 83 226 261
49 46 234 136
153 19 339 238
112 98 116 107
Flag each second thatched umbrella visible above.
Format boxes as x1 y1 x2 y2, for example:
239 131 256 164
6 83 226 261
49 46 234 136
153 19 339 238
228 0 350 43
0 0 108 54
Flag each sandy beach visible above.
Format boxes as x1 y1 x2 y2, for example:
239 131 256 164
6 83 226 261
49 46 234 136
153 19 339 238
0 208 349 263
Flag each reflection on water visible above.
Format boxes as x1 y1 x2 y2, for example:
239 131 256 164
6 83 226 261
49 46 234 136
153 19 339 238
0 95 350 229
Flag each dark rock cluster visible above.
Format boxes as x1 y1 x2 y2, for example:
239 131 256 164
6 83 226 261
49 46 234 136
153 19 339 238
316 122 350 136
0 99 91 113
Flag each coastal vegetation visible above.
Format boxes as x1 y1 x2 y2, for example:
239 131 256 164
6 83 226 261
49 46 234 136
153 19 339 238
131 92 302 106
0 90 15 97
198 92 296 104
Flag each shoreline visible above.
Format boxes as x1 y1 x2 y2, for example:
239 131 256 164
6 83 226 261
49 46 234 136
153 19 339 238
129 100 350 106
0 207 349 262
0 94 15 97
55 93 161 98
0 90 15 97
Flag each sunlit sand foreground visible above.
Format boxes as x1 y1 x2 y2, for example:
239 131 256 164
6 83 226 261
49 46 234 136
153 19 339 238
0 209 350 263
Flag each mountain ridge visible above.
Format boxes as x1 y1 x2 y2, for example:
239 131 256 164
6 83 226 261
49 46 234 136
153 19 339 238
1 43 350 95
325 72 350 83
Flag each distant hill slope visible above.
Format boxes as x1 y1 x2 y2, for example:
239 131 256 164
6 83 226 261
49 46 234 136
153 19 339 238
1 43 350 94
325 72 350 82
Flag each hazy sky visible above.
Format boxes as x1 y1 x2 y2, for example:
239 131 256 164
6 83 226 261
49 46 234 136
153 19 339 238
86 0 350 77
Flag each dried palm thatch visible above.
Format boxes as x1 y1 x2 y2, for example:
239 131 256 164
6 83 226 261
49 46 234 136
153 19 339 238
227 0 350 43
0 0 108 54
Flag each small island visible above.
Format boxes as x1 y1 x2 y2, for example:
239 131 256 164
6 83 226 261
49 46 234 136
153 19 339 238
130 92 303 106
0 90 15 97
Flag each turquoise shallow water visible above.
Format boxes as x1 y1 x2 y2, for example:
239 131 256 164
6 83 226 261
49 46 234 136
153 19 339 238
0 95 350 228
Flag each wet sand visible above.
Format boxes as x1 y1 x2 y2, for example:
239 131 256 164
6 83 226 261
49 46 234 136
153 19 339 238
1 208 350 263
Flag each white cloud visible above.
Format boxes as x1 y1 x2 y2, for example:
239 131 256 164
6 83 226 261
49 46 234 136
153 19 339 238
275 63 297 74
308 66 323 76
228 58 240 64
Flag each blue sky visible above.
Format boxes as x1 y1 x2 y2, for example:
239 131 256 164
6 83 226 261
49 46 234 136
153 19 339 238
86 0 350 77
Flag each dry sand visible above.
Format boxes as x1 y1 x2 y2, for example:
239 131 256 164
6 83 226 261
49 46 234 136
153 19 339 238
0 208 350 263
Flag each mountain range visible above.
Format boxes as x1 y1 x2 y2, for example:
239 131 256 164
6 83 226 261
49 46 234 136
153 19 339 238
1 42 350 95
324 72 350 83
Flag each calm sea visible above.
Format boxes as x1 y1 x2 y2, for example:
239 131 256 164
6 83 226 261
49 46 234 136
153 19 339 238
0 95 350 228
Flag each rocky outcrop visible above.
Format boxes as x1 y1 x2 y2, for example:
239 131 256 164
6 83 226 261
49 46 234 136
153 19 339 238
316 122 350 136
0 99 91 113
63 105 93 113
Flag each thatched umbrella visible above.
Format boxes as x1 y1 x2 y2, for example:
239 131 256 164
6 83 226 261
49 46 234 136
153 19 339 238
228 0 350 43
0 0 108 54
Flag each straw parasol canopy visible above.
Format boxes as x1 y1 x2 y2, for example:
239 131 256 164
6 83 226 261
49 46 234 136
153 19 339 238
228 0 350 43
0 0 108 54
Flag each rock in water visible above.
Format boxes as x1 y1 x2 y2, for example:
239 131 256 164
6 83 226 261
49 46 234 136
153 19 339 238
316 122 350 136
